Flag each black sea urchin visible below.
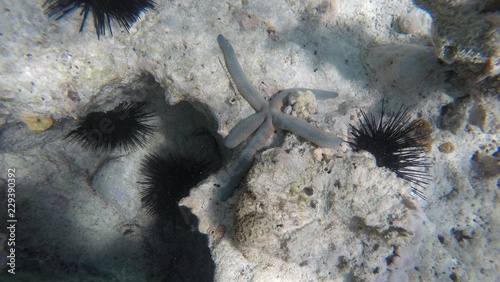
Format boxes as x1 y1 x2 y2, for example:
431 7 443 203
42 0 156 38
348 104 430 199
139 143 221 223
65 101 155 151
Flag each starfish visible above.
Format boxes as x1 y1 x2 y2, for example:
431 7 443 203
217 34 342 201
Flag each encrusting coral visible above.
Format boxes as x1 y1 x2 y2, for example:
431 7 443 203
217 34 342 200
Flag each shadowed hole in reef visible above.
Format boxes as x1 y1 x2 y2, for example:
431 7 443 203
138 75 230 281
139 113 226 280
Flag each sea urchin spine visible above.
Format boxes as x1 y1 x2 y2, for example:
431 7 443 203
64 101 155 152
42 0 156 38
348 104 430 199
139 147 221 223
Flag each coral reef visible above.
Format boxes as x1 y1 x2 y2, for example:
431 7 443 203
1 0 498 281
228 142 426 280
413 0 500 81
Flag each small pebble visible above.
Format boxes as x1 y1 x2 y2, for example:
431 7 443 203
438 142 455 153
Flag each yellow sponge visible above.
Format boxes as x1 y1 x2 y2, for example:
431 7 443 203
20 116 54 133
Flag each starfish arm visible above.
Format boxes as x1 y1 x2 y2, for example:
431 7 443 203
271 110 343 148
224 108 267 148
220 114 274 201
287 88 339 100
268 88 342 147
217 34 267 111
270 88 338 111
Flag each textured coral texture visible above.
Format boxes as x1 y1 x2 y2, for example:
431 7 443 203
0 0 498 281
232 144 423 280
413 0 500 81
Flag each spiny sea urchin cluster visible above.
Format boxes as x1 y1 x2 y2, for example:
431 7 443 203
64 98 224 224
64 101 155 151
42 0 156 38
348 104 430 199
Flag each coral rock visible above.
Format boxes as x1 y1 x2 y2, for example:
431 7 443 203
413 0 500 81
